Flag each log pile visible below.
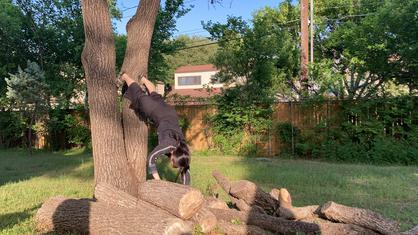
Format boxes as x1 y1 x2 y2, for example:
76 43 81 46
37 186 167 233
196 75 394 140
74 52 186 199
35 171 416 235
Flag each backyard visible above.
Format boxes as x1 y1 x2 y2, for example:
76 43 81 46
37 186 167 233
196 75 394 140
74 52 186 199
0 148 417 234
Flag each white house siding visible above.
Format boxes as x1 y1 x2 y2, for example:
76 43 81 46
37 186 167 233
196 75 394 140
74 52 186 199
174 71 223 89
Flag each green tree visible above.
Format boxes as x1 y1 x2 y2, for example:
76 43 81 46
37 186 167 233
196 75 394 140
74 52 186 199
0 0 29 94
5 61 49 154
115 0 190 83
313 0 418 98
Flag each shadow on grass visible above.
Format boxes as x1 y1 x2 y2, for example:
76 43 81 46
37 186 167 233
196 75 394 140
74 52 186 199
0 148 93 187
0 204 41 231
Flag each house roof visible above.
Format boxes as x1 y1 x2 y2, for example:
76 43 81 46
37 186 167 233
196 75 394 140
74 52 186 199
166 88 221 105
168 88 221 98
175 64 218 73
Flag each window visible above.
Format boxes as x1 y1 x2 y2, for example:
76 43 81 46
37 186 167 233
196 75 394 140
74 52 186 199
178 76 201 86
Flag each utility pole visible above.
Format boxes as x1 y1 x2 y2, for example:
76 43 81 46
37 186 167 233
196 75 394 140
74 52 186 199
310 0 314 64
300 0 309 90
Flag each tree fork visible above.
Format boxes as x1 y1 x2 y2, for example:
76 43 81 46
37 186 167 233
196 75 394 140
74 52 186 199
80 0 138 196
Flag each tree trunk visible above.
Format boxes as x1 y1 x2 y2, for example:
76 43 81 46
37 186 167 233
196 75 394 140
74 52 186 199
80 0 138 195
35 196 192 235
320 201 400 235
137 180 204 219
28 115 33 156
120 0 161 183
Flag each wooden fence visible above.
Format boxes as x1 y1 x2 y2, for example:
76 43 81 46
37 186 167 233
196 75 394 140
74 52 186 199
174 101 342 156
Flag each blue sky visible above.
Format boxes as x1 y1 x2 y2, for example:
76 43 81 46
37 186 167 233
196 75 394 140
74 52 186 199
114 0 283 36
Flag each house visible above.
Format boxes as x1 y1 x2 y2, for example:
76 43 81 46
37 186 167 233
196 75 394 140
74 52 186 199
167 64 225 104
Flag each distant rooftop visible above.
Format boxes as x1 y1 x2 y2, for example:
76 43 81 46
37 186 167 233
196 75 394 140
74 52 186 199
175 64 218 73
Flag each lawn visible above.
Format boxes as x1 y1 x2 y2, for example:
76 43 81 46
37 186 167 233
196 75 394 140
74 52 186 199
0 148 417 234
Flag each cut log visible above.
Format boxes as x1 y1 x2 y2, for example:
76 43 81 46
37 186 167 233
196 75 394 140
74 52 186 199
212 171 278 215
137 180 204 219
217 220 273 235
212 170 232 193
191 206 217 233
320 201 400 235
230 197 266 214
95 182 211 232
279 205 319 220
269 188 280 201
205 197 229 210
278 188 292 208
300 216 380 235
209 208 320 234
35 196 192 235
210 208 378 235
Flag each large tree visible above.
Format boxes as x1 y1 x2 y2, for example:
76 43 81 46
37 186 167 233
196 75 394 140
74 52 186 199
80 0 161 195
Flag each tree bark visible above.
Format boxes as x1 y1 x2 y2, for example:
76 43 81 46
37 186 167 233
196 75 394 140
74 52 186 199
230 197 266 215
320 201 400 235
216 220 273 235
120 0 161 183
212 170 278 215
35 196 192 235
80 0 138 195
137 180 204 219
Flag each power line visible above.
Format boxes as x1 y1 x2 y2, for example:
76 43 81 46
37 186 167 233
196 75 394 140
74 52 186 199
176 41 218 51
171 12 378 52
321 13 377 22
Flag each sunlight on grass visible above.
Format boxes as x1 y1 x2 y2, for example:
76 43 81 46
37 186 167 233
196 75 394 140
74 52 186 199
1 150 417 233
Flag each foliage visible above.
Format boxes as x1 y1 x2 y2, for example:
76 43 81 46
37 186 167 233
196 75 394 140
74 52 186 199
63 113 90 146
277 97 418 164
0 0 87 109
115 0 191 83
5 61 49 112
0 111 26 148
47 107 90 150
313 0 418 98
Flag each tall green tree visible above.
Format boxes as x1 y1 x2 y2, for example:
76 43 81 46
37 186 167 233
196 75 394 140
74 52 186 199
5 61 49 153
313 0 418 98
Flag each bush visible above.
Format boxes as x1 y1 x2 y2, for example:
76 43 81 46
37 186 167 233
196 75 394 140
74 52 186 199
0 111 25 148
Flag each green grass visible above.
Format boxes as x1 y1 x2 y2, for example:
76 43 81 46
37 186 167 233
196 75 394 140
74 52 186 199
1 149 417 234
